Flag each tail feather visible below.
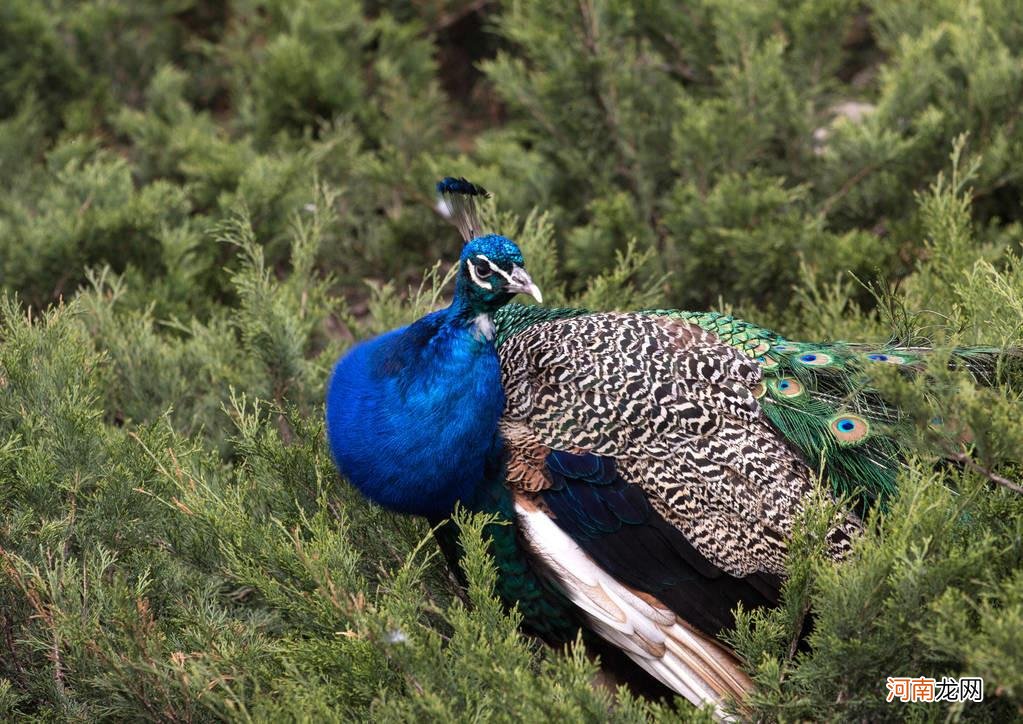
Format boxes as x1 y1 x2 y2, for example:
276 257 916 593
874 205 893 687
515 496 752 720
757 340 1022 506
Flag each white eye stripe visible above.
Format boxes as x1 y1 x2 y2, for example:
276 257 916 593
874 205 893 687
467 258 493 289
475 254 515 283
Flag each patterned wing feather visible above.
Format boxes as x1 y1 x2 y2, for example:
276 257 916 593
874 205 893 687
498 312 860 578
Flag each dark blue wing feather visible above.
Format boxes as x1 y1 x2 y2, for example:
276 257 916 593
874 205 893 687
541 450 781 636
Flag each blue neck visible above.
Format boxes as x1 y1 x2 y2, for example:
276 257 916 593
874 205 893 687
325 296 507 519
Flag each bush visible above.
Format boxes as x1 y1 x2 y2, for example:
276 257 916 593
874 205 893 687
1 1 1022 721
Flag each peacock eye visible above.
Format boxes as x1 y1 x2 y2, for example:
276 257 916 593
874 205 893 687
473 261 493 279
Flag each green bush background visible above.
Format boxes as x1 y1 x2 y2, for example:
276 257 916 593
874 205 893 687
2 1 1023 720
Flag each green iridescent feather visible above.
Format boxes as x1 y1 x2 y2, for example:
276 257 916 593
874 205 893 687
433 465 580 643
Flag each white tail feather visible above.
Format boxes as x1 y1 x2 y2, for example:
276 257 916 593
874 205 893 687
515 499 753 721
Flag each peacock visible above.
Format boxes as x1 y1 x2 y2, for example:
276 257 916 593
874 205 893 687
325 177 1013 717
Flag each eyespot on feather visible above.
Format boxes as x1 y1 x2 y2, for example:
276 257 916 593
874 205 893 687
770 377 804 398
755 355 779 372
829 414 869 444
865 352 910 365
773 344 799 353
796 351 834 366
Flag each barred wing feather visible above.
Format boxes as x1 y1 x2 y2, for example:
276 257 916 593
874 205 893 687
497 312 861 713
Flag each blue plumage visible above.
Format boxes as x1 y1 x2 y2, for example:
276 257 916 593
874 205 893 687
326 310 504 519
325 233 539 520
461 234 522 264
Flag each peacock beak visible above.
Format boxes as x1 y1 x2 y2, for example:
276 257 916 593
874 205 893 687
507 266 543 304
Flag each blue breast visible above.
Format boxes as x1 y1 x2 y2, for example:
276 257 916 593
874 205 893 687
325 310 505 519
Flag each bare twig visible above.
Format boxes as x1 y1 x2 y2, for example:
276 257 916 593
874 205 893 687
51 624 66 698
651 28 705 84
950 451 1023 494
272 383 295 446
1 609 26 684
426 0 492 34
787 598 812 661
1 548 66 698
817 163 880 217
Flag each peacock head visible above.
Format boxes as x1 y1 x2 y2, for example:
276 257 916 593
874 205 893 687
455 234 543 315
436 176 542 317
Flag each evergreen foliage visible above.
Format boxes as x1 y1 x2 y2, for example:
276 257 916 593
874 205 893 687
1 1 1022 720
